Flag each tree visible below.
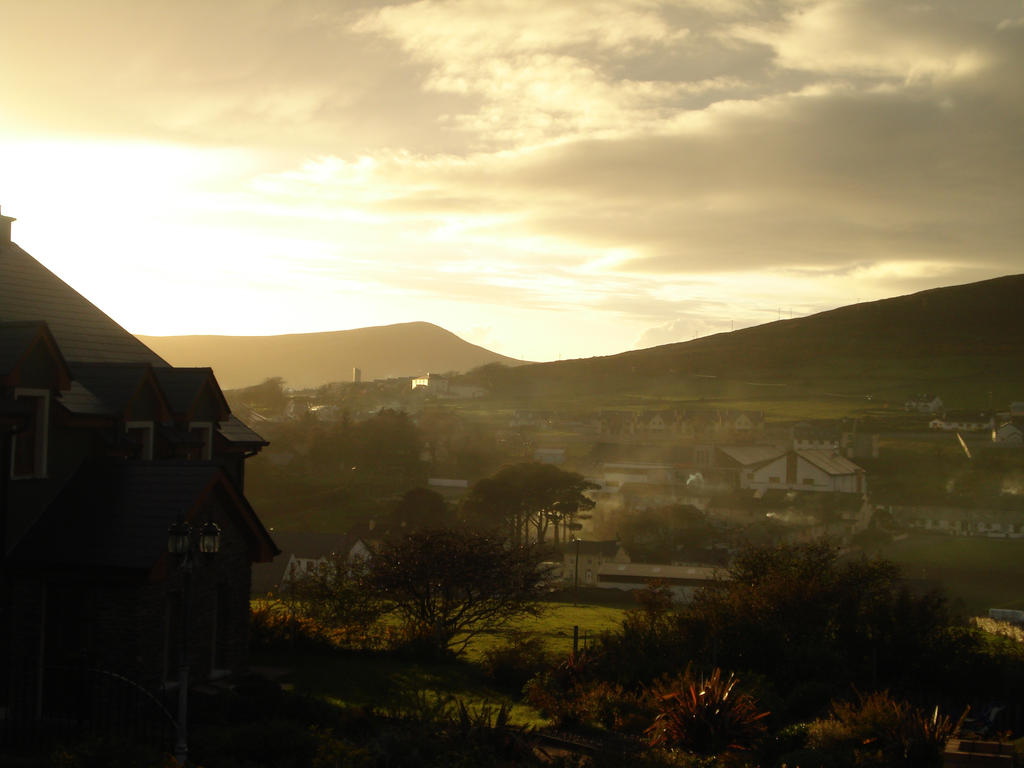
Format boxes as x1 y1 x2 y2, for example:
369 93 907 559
365 528 550 656
686 541 952 713
461 462 597 545
392 487 454 530
284 555 385 644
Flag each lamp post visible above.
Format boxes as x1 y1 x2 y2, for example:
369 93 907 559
167 517 220 766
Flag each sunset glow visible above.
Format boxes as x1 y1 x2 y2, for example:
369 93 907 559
1 1 1021 362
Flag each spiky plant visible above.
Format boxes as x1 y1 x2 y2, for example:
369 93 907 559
898 703 968 768
646 668 769 755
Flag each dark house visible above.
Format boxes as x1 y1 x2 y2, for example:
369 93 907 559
0 207 278 719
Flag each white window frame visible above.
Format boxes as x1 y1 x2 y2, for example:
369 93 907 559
126 420 154 460
10 388 49 479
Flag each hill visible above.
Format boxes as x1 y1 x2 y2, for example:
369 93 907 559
463 274 1024 409
137 322 524 389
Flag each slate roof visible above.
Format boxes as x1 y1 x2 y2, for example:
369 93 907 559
0 321 72 389
219 415 269 446
598 562 725 583
0 322 45 376
153 367 228 419
0 241 167 366
717 445 786 466
9 460 278 570
70 363 161 416
796 449 864 476
57 381 109 415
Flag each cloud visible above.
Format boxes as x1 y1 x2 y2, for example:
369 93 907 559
3 0 1023 360
731 0 1001 82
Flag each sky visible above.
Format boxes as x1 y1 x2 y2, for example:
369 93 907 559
1 1 1022 362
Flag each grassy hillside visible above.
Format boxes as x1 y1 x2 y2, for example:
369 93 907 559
139 321 526 389
461 275 1024 411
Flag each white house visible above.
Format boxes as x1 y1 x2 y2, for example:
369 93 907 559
561 539 629 586
929 411 992 432
892 506 1024 538
411 373 449 393
791 422 841 451
743 449 866 495
993 422 1023 446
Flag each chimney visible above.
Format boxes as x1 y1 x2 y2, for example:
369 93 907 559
0 205 14 244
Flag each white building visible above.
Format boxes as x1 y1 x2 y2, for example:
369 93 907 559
597 562 726 602
743 449 866 495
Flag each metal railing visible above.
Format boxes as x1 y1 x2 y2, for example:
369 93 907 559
1 665 175 751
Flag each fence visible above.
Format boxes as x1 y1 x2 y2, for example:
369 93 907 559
0 665 175 752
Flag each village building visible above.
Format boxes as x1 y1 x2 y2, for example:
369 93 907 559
411 373 449 394
1 209 277 723
560 539 629 586
890 506 1024 538
742 449 867 495
791 421 841 451
597 562 725 602
992 422 1023 446
928 411 993 432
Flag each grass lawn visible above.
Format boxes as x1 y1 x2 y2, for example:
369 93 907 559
252 598 629 727
466 599 629 661
871 533 1024 615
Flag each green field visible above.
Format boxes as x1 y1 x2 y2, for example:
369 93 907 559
253 599 629 726
467 599 628 660
871 534 1024 615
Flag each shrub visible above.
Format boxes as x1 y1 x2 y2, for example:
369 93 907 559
805 690 967 768
249 600 338 655
579 680 654 733
646 668 769 756
480 632 550 692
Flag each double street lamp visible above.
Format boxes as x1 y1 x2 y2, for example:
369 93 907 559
167 517 221 766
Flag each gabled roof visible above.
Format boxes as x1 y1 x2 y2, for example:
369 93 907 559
0 321 72 390
598 562 724 583
70 363 172 421
0 241 167 366
717 445 786 466
152 367 230 421
8 459 278 571
57 380 109 416
0 322 47 377
796 449 864 476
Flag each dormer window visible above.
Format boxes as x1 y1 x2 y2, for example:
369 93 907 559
189 422 213 460
11 388 49 478
126 421 154 460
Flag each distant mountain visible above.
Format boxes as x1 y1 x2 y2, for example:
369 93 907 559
465 274 1024 403
137 322 525 389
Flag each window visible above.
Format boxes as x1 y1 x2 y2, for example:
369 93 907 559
126 421 154 460
11 388 48 478
769 476 780 484
802 478 815 486
189 422 213 460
